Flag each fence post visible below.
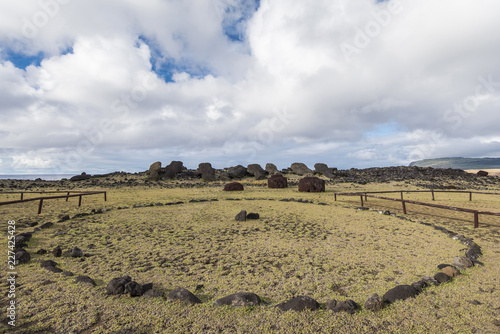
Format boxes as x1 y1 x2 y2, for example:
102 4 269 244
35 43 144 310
38 199 44 214
402 201 407 214
360 195 364 207
474 212 479 228
400 192 404 200
78 195 82 207
66 192 70 202
21 192 24 200
365 193 368 201
469 192 472 201
104 191 107 202
334 193 337 201
431 190 435 201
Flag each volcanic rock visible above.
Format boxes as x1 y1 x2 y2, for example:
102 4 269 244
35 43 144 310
40 222 54 229
434 272 451 284
298 177 325 192
235 210 247 222
246 213 260 220
441 266 460 277
75 275 97 286
213 292 261 307
314 163 336 178
276 295 319 312
247 164 267 180
71 247 84 257
198 163 216 182
70 172 91 182
382 285 419 304
167 287 201 304
326 299 359 314
106 276 132 295
268 174 288 188
265 163 279 175
163 161 184 179
15 249 31 264
290 163 313 175
224 182 244 191
228 165 248 179
454 256 473 268
476 170 488 176
52 246 62 257
147 161 162 181
125 281 143 297
364 294 384 312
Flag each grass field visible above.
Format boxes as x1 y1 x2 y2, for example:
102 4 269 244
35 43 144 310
1 180 500 333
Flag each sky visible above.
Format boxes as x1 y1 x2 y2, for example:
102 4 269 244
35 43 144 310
1 0 500 174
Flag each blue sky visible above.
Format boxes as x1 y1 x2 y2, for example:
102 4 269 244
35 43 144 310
1 0 500 174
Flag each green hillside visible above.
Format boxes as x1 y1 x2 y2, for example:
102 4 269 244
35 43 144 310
409 157 500 169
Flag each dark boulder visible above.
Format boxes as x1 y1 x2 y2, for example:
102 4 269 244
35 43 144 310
198 163 216 182
434 272 451 284
314 163 335 178
290 163 313 175
247 164 267 180
147 161 162 181
167 287 201 304
276 295 319 312
246 213 260 220
15 249 31 264
40 260 62 273
141 283 153 295
125 281 143 297
106 276 132 295
477 170 488 177
364 294 384 312
265 163 279 175
70 172 91 182
52 246 62 257
71 247 84 258
75 275 97 286
163 161 184 179
224 182 244 191
40 222 54 229
268 174 288 188
235 210 247 222
214 292 261 307
298 177 325 192
228 165 248 179
382 285 419 304
326 299 359 314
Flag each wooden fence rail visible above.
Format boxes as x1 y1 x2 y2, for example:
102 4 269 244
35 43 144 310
334 190 500 228
0 191 107 214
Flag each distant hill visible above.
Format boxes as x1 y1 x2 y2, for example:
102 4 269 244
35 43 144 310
409 157 500 169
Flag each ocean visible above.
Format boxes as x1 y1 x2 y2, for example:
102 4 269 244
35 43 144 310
0 174 74 181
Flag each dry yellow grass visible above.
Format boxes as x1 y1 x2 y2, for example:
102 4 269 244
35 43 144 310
1 180 499 333
465 169 500 177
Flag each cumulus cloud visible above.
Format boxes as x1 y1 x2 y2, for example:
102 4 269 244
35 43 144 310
1 0 500 173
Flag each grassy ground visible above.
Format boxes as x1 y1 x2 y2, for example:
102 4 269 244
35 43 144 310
1 180 500 333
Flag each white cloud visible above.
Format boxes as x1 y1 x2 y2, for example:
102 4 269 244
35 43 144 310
1 0 500 173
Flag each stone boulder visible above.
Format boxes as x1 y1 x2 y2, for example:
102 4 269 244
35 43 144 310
434 272 451 284
382 285 419 304
75 275 97 287
224 182 244 191
228 165 248 179
290 163 313 175
70 172 91 182
477 170 488 177
268 174 288 188
198 163 216 182
52 246 62 257
276 296 319 312
147 161 162 181
298 177 325 192
213 292 261 307
454 256 473 268
326 299 359 314
163 161 184 179
314 163 336 178
246 213 260 220
106 276 132 295
15 249 31 264
265 163 279 175
364 294 384 312
125 281 143 297
247 164 267 180
71 247 83 258
167 287 201 305
235 210 247 222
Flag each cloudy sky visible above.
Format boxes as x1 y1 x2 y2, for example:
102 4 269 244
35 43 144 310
1 0 500 174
